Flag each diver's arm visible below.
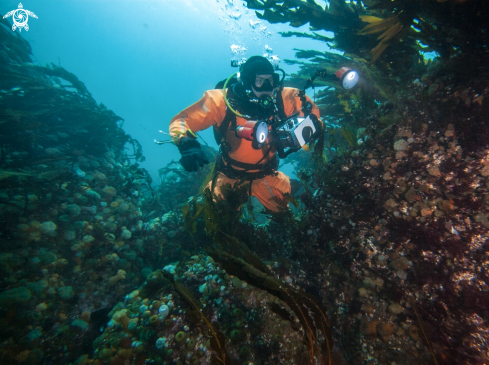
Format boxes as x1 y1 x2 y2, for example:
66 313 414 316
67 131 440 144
286 88 323 134
169 90 227 144
281 87 320 120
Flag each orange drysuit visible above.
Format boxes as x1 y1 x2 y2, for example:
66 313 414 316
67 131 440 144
169 87 320 212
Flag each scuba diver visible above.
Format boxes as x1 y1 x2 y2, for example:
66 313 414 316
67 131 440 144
168 55 323 213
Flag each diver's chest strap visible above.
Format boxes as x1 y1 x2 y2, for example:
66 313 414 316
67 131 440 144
217 152 278 180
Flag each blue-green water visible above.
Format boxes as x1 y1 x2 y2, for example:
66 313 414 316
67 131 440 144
14 0 329 182
1 1 489 364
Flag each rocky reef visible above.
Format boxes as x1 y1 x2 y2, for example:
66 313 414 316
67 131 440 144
1 2 489 365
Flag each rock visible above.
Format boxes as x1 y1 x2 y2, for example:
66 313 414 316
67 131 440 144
397 128 412 138
396 151 407 159
408 325 421 341
390 257 409 271
444 124 455 138
360 319 378 335
369 159 379 167
428 83 439 96
388 303 404 315
0 287 32 305
394 139 408 151
362 277 376 289
383 199 397 211
377 322 396 339
427 166 441 177
374 254 387 266
420 207 433 217
58 286 74 300
405 187 417 203
363 303 375 314
358 287 369 298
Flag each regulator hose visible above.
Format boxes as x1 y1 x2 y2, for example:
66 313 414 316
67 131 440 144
222 73 249 119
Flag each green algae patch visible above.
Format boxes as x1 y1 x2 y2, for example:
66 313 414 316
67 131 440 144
0 286 31 306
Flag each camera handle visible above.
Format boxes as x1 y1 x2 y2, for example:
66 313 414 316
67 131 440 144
270 127 301 159
298 69 337 116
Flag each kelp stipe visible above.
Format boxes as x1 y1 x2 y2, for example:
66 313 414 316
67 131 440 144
160 271 234 365
182 197 204 235
412 300 442 365
210 232 335 365
182 183 250 238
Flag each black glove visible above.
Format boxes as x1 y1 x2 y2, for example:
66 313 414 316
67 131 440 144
177 136 209 172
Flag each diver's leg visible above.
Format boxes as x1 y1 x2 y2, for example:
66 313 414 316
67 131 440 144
251 172 291 213
205 173 237 199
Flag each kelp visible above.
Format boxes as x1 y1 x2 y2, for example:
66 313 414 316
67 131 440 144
40 64 92 97
160 271 233 365
246 0 489 66
281 30 334 43
156 146 216 211
0 17 32 72
358 15 408 64
182 197 204 235
412 300 442 365
339 125 357 148
0 169 34 181
210 232 335 365
178 167 337 364
182 181 250 239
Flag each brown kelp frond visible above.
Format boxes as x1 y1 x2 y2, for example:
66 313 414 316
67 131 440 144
358 15 405 63
40 64 92 97
280 31 334 43
357 15 398 35
376 21 403 42
181 182 249 238
138 270 173 299
203 184 249 237
161 271 230 365
210 235 334 365
198 160 216 195
412 300 441 365
215 231 273 275
182 197 204 235
359 15 383 23
370 24 409 64
340 125 357 147
0 169 34 181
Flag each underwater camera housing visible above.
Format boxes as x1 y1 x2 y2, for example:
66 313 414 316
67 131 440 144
276 113 317 154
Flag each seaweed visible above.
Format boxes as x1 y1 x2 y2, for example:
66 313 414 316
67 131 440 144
339 125 357 148
412 300 442 365
357 15 407 64
246 0 489 67
182 197 204 235
202 183 250 238
160 271 233 365
210 232 335 365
